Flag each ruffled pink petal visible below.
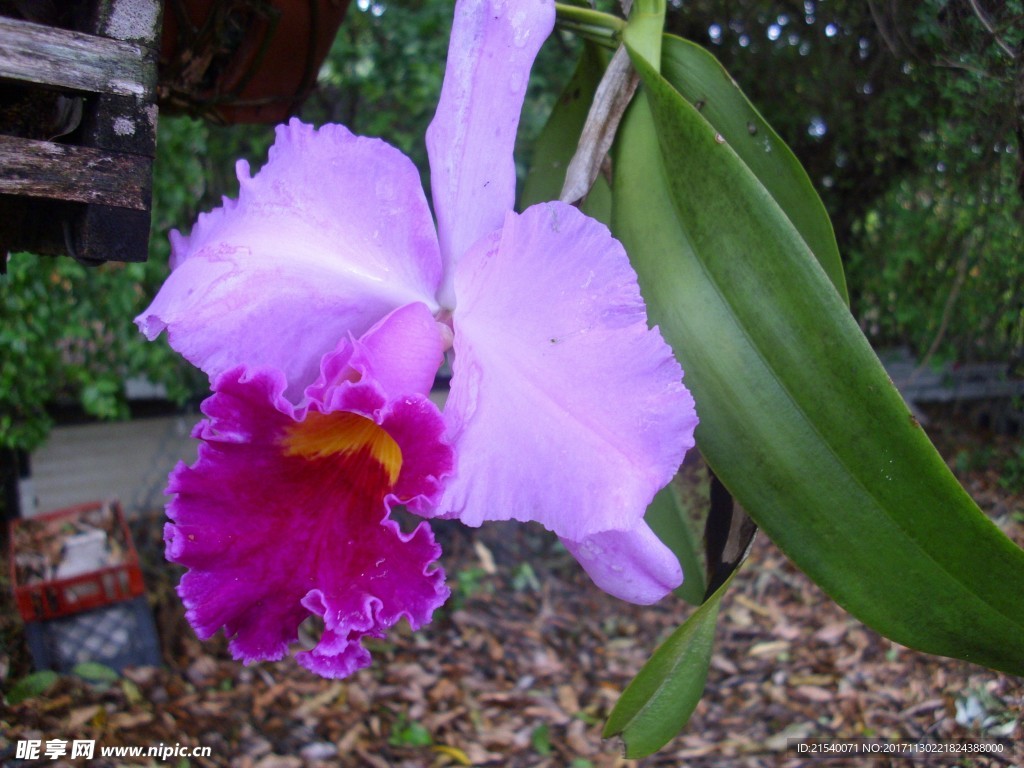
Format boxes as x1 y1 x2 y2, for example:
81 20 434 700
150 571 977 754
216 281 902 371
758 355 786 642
561 523 683 605
137 120 442 400
165 353 452 678
308 302 445 405
426 0 555 306
439 202 697 594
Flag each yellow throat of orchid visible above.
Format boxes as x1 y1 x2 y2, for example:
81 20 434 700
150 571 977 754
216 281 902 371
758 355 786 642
282 411 402 486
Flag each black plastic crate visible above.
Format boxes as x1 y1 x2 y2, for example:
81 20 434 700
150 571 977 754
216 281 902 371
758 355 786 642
23 596 161 673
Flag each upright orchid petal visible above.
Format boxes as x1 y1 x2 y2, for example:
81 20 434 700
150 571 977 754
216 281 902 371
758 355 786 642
426 0 555 305
440 203 697 549
137 121 442 399
165 316 453 678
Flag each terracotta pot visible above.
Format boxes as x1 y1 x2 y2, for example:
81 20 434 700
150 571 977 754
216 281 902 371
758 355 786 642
158 0 351 124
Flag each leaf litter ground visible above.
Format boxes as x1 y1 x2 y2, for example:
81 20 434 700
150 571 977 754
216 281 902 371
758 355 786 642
2 407 1022 768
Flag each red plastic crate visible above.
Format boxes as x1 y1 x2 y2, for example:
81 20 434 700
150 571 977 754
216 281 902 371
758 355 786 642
9 501 145 622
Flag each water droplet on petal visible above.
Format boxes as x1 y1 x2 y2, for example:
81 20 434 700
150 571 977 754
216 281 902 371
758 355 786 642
581 538 604 557
512 10 531 46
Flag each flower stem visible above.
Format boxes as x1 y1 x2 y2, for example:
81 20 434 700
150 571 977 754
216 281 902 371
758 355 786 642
623 0 665 71
554 3 625 48
633 0 665 18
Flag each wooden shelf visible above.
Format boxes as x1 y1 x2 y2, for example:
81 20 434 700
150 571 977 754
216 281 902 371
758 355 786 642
0 0 161 267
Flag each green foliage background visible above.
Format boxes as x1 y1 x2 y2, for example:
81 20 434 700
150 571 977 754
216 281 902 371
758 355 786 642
0 119 210 451
670 0 1023 365
1 0 1021 453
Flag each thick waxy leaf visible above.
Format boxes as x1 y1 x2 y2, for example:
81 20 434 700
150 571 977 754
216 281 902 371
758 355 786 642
613 50 1024 676
624 0 664 74
603 571 735 757
658 36 847 302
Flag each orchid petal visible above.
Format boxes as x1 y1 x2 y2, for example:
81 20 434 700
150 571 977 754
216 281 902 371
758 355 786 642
308 302 446 404
561 524 684 605
441 202 697 551
165 346 452 678
137 120 442 400
426 0 555 306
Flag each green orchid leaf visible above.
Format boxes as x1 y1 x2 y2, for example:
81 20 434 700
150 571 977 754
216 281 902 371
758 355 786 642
644 465 708 605
603 570 736 757
658 36 847 302
613 50 1024 676
623 0 665 74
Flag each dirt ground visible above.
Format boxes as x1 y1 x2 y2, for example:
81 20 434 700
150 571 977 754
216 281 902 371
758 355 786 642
2 409 1022 768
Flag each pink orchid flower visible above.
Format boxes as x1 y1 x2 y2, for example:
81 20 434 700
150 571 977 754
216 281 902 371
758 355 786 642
138 0 697 677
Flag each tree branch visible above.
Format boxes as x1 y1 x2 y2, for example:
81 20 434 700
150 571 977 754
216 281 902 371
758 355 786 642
966 0 1019 61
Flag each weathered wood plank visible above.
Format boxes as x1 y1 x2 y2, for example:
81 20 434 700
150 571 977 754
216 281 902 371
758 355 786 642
74 205 151 263
0 196 72 258
897 379 1024 403
80 94 158 157
0 16 153 98
0 197 151 264
0 135 150 210
92 0 162 45
883 348 1024 405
